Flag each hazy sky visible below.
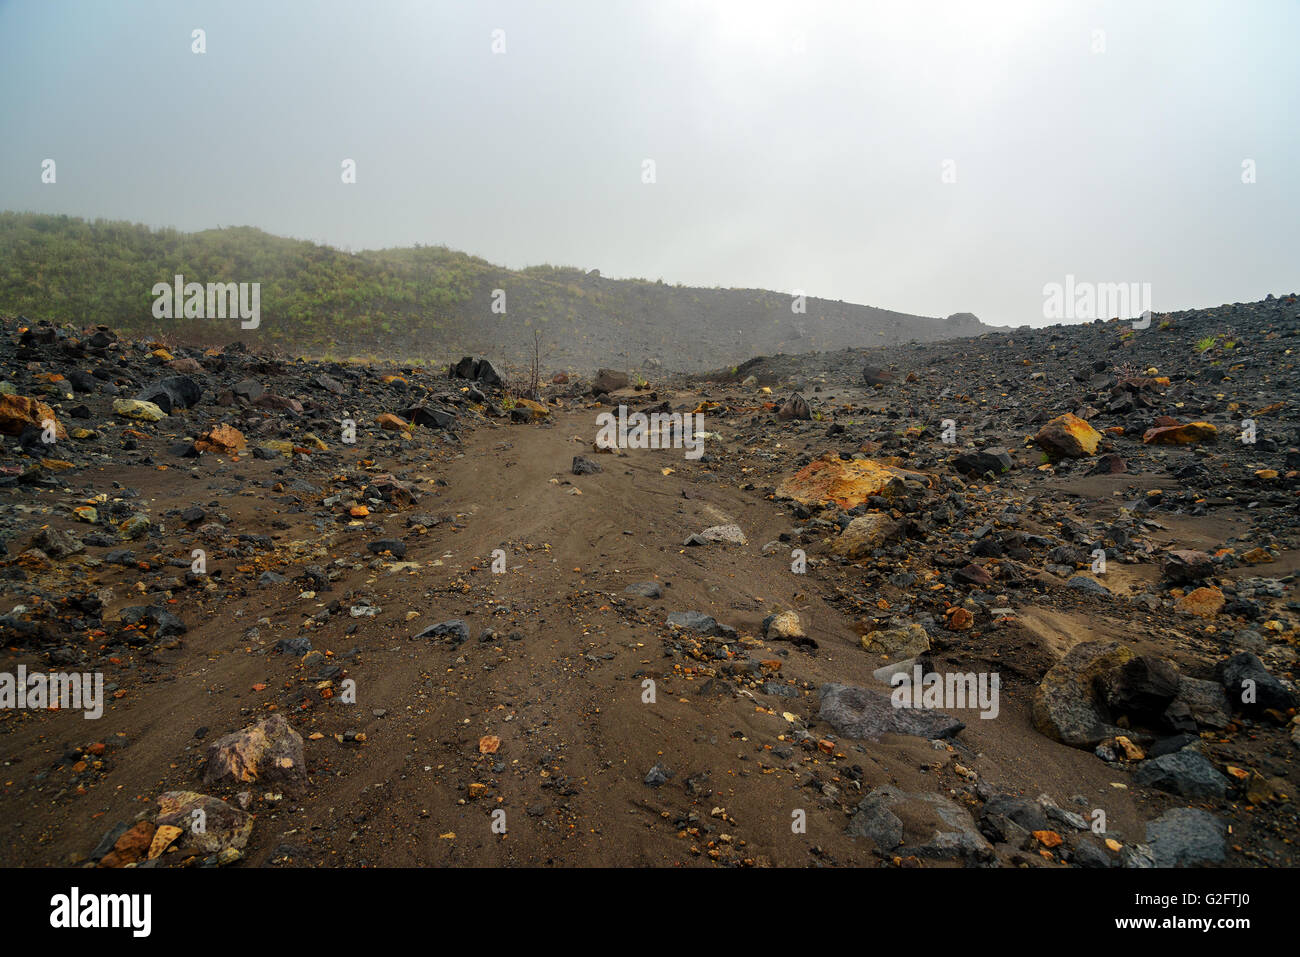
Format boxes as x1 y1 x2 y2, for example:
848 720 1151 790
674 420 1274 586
1 0 1296 326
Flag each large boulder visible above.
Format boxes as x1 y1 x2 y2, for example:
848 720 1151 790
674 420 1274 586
1162 549 1214 584
1101 655 1180 723
776 453 932 510
0 393 66 438
202 715 306 788
1163 675 1231 731
847 784 991 861
1216 651 1299 717
155 791 255 855
1143 421 1218 445
474 358 504 387
136 375 202 413
832 513 903 559
591 369 630 395
952 449 1012 477
1145 808 1227 867
1133 750 1229 799
777 393 811 420
1031 641 1134 748
819 682 964 740
1034 413 1102 458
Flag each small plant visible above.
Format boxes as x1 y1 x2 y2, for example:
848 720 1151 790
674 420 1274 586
1195 335 1218 353
527 329 543 399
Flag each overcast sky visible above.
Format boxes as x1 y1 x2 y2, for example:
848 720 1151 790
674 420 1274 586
1 0 1296 326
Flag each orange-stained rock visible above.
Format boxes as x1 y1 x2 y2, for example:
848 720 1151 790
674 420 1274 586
148 824 184 859
203 714 306 787
0 393 67 439
512 398 550 420
155 791 254 854
194 423 246 454
776 453 933 509
1034 413 1101 458
1178 586 1225 618
1143 421 1218 445
376 413 410 431
99 820 155 868
1033 830 1063 848
946 607 974 631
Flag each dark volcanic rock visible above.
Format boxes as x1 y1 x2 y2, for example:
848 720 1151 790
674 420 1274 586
1216 651 1298 717
819 682 964 740
136 375 202 413
413 619 470 644
1133 750 1229 798
591 369 630 395
1145 808 1227 867
952 449 1012 477
847 784 991 861
861 365 896 386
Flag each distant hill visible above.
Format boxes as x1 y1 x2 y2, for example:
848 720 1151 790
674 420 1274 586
0 212 993 370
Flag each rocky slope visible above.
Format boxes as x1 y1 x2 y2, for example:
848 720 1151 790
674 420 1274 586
0 293 1295 869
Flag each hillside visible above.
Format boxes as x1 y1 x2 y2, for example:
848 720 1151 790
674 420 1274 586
0 212 990 369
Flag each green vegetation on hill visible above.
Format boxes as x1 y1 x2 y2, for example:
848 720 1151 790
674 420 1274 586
0 212 984 369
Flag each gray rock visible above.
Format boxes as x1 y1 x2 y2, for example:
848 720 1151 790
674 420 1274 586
1145 808 1227 867
847 784 991 861
413 619 470 644
591 369 629 394
30 526 84 560
1133 750 1229 799
1163 675 1231 731
666 611 735 637
1121 843 1155 868
819 682 964 741
1071 835 1116 868
89 821 130 861
624 581 662 598
979 794 1048 844
156 791 254 854
1031 641 1133 748
1216 651 1299 716
1066 575 1111 595
684 524 746 546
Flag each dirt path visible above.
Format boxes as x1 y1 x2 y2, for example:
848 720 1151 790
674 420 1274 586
0 404 1173 867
